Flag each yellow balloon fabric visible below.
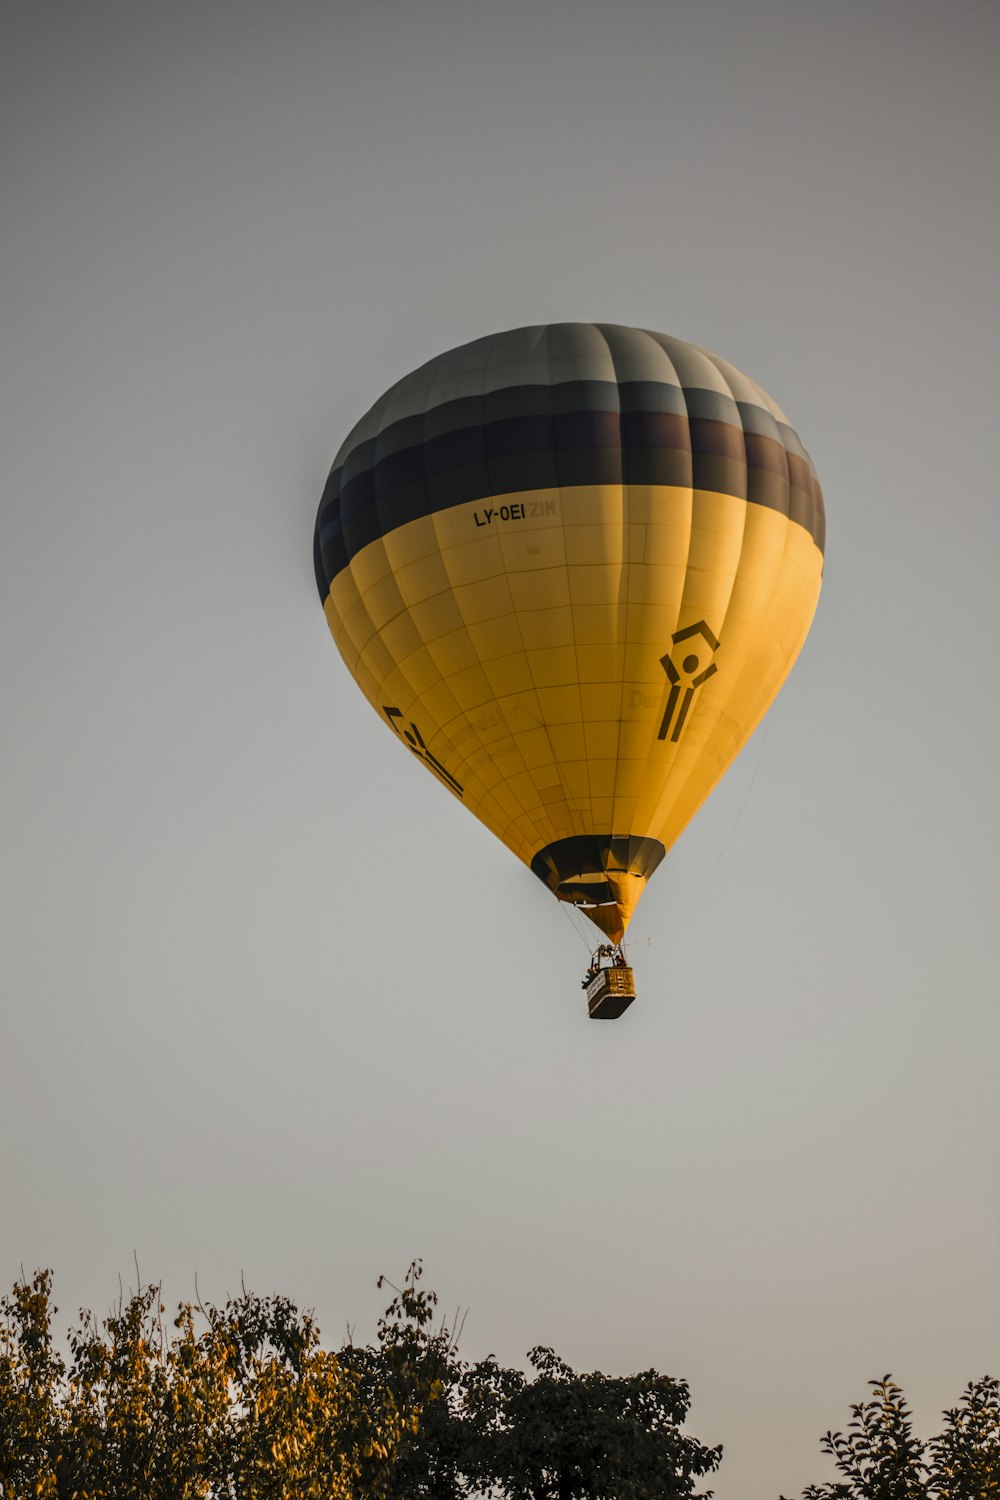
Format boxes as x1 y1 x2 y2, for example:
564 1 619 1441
314 325 824 942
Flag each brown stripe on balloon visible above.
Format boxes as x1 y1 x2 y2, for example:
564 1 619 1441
316 401 825 590
688 417 747 462
744 431 791 479
322 396 816 526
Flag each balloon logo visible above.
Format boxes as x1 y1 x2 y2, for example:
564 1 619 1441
314 324 824 956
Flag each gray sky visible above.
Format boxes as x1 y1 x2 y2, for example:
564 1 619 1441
2 1 997 1493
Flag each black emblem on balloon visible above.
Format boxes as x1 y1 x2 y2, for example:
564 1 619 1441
658 622 720 743
383 707 464 796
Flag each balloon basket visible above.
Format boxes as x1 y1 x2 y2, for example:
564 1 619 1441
582 946 636 1020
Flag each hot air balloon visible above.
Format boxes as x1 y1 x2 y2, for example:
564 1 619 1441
313 324 824 1016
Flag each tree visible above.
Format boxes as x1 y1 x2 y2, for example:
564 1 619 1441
338 1261 467 1499
782 1375 1000 1500
0 1267 421 1499
929 1377 1000 1500
0 1270 64 1498
337 1265 722 1499
459 1344 721 1499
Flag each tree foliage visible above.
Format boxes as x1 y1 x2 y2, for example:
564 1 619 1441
783 1374 1000 1500
0 1267 415 1499
4 1271 997 1499
0 1263 721 1499
458 1344 722 1499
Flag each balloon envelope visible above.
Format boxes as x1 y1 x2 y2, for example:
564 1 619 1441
314 324 824 942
